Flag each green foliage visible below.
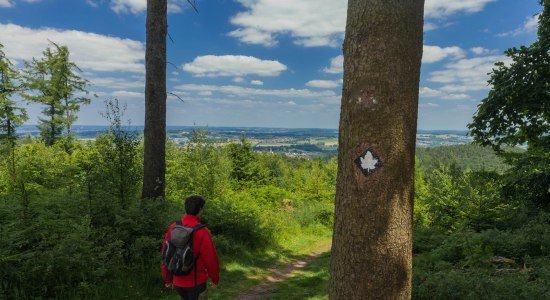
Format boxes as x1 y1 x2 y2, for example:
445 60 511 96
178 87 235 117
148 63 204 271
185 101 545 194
0 128 336 298
227 134 261 188
22 42 90 145
501 146 550 209
167 128 232 202
468 1 550 151
416 144 509 173
0 42 27 148
413 215 550 299
413 140 550 299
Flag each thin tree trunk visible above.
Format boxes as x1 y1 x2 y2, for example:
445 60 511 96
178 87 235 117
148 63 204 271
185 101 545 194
142 0 167 200
329 1 424 299
65 97 71 136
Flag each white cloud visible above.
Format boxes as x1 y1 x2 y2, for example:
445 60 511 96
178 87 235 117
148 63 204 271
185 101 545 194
233 77 245 83
89 76 144 89
0 23 144 73
424 0 496 19
498 13 539 37
470 47 493 55
250 80 264 86
420 87 443 98
429 55 510 92
323 55 343 74
108 0 193 14
420 102 440 108
0 0 42 8
175 83 336 99
424 22 438 32
0 0 13 7
182 55 287 77
420 87 471 101
228 28 277 47
442 93 470 100
112 90 144 98
198 91 213 96
423 45 465 63
229 0 346 47
229 0 496 47
306 79 340 89
110 0 146 14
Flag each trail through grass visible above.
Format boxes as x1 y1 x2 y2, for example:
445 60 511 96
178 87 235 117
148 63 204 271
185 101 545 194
160 227 332 299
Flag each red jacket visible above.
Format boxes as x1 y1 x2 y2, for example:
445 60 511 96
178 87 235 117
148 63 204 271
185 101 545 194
161 214 220 287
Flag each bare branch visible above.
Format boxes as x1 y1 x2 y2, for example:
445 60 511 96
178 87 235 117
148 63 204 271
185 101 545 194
167 31 175 44
166 61 178 70
168 92 185 103
186 0 199 13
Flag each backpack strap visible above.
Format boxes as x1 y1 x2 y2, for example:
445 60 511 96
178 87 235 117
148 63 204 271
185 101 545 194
192 224 206 231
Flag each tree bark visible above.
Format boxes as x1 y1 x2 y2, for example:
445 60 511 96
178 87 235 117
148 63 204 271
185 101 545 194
142 0 167 199
329 1 424 299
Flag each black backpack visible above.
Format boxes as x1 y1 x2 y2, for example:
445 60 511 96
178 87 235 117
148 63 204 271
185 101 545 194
162 221 206 276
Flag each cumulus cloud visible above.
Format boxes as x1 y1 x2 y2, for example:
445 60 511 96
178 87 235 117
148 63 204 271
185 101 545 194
429 55 511 92
250 80 264 86
229 0 346 47
498 13 539 37
424 0 496 19
420 102 440 108
112 90 144 98
0 23 144 73
323 55 343 74
175 84 336 99
182 55 287 77
0 0 42 8
424 22 438 32
423 45 465 63
228 28 277 47
306 79 340 89
470 47 494 55
420 87 471 100
109 0 191 14
89 76 144 89
229 0 496 47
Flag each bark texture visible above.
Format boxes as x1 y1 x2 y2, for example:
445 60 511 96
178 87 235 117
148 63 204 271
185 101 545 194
329 1 424 299
142 0 167 199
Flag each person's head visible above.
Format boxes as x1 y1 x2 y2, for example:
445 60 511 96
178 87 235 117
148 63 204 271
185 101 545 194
185 195 205 216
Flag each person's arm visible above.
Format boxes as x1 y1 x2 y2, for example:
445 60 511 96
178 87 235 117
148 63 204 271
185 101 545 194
200 228 220 286
161 224 174 285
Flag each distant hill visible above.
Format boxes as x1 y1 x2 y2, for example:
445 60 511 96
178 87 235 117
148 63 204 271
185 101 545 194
416 144 510 173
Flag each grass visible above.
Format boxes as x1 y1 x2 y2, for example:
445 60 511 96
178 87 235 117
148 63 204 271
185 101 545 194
271 252 330 300
162 225 332 299
90 226 332 299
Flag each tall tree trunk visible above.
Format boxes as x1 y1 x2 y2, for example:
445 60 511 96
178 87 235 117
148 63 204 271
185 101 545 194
142 0 167 199
329 1 424 299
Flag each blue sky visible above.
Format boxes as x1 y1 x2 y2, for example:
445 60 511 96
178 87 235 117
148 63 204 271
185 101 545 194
0 0 542 129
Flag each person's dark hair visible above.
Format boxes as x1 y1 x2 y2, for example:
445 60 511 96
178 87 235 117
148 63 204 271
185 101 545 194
185 195 205 216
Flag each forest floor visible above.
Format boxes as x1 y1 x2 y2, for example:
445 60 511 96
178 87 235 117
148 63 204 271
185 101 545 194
235 241 331 299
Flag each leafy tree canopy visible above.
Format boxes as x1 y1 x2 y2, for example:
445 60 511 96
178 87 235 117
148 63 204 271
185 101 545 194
469 0 550 151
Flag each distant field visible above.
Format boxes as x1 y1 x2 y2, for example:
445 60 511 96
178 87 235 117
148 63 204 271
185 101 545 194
18 125 475 157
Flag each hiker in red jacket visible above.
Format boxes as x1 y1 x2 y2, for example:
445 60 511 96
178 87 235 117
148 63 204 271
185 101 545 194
161 195 220 300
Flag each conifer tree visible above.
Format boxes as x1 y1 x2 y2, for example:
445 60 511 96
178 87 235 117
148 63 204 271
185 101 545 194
50 42 91 138
23 43 90 145
0 42 27 149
